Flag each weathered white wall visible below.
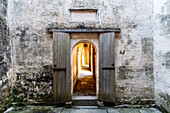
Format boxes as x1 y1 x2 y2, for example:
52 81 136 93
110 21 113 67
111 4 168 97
8 0 154 103
0 0 12 110
153 0 170 112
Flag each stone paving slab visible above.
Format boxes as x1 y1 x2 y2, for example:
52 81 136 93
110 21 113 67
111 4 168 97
62 108 107 113
74 75 96 96
52 107 63 113
6 106 163 113
117 108 141 113
139 108 162 113
107 108 120 113
107 108 162 113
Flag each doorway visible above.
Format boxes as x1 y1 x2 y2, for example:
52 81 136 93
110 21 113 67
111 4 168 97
52 31 117 103
72 43 97 96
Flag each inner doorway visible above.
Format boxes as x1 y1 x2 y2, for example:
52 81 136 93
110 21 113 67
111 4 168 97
72 43 97 96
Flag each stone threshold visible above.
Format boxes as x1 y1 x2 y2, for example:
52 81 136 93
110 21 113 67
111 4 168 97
72 96 98 100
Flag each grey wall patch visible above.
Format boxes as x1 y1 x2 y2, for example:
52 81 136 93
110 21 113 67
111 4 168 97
164 52 170 69
142 37 153 57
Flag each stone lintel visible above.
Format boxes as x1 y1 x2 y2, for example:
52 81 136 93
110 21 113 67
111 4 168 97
48 28 121 33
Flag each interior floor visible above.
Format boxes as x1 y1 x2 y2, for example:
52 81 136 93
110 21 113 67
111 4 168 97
79 69 92 77
73 69 96 96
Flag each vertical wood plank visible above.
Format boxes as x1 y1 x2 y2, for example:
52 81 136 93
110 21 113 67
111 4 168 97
103 33 106 94
53 32 71 103
66 33 71 100
106 33 110 95
99 32 115 102
53 32 57 102
99 33 103 95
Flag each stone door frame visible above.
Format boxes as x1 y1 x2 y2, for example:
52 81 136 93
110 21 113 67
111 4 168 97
70 37 99 96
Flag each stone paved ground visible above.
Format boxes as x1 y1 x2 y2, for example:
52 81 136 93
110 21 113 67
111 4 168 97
6 106 162 113
73 74 96 96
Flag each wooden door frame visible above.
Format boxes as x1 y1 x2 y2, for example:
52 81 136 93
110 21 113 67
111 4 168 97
50 28 120 102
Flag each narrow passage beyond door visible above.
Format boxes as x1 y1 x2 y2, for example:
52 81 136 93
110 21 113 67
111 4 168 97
72 43 97 96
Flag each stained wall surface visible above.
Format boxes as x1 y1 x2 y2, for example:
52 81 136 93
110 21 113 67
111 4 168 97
153 0 170 112
0 0 12 110
8 0 154 103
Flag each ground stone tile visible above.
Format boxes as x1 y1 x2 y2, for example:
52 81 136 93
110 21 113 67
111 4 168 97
107 108 120 113
118 108 140 113
139 108 162 113
52 107 63 113
74 71 96 96
62 108 107 113
7 107 163 113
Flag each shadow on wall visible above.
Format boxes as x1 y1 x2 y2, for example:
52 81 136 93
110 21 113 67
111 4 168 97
12 65 53 104
0 0 12 111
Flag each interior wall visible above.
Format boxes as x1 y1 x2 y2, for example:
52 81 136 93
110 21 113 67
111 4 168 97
153 0 170 112
94 47 97 81
83 44 89 66
73 47 78 88
79 44 83 71
90 45 93 72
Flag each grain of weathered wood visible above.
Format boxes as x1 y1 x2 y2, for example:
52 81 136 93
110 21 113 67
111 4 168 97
66 33 71 100
53 32 71 103
107 34 110 95
99 35 103 95
99 32 115 102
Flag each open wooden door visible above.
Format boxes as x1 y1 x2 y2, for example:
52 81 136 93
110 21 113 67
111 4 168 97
99 32 116 103
53 32 71 103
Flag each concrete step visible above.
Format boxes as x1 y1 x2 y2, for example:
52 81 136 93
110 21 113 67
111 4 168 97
72 96 98 106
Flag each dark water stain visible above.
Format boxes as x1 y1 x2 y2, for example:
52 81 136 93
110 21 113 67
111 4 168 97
163 52 170 69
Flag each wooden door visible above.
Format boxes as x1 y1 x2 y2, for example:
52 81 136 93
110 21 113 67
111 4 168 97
99 32 116 102
53 32 71 103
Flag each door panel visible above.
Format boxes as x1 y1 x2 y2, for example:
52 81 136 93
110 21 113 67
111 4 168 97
99 32 115 102
53 32 71 103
